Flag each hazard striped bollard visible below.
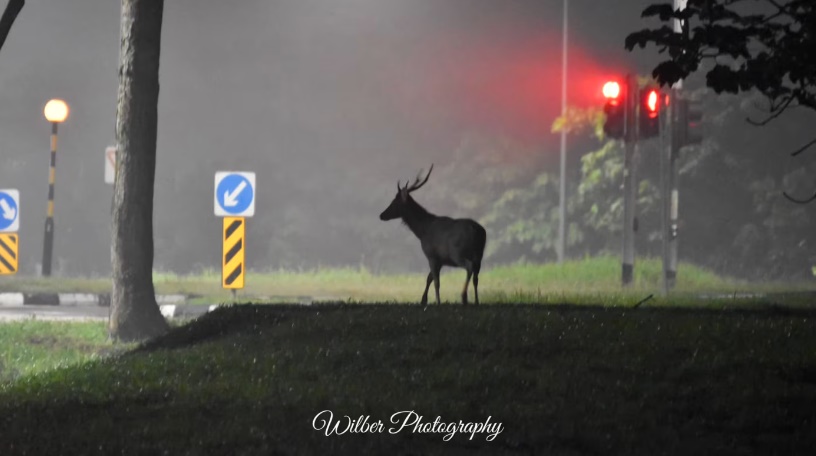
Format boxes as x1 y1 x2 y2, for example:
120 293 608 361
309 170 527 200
0 233 18 275
222 216 245 289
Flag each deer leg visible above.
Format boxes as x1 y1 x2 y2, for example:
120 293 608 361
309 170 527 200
473 267 480 305
432 265 442 305
420 272 433 306
461 269 472 305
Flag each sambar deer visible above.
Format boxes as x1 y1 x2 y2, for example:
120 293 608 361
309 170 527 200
379 165 487 305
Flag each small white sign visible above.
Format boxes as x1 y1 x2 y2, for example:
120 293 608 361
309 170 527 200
0 189 19 232
214 171 256 217
104 146 116 184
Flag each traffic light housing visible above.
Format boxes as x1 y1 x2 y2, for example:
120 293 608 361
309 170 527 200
638 87 661 138
677 98 703 147
602 81 626 139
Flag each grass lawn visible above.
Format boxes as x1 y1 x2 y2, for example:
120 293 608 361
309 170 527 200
1 256 813 306
1 303 815 454
0 320 120 384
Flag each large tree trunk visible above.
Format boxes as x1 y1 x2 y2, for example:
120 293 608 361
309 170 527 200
109 0 169 342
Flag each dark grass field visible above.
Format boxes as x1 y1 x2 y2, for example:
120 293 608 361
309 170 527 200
1 303 816 455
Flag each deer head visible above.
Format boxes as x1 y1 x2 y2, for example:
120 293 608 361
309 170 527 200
379 164 434 221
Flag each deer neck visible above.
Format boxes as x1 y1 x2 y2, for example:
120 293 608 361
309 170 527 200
401 199 436 238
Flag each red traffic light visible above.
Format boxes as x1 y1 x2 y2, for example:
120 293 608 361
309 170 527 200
645 89 659 118
602 81 621 100
639 87 661 138
602 79 627 140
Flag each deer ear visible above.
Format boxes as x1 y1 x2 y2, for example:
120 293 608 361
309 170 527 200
399 188 408 202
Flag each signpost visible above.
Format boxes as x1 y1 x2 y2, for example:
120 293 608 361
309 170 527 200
0 189 20 275
0 189 19 233
214 172 255 295
215 171 255 217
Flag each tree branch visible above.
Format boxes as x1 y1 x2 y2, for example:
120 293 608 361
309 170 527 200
783 190 816 204
790 137 816 157
0 0 24 54
746 95 795 126
763 0 796 18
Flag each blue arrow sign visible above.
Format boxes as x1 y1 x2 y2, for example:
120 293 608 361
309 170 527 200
0 189 19 232
215 172 255 217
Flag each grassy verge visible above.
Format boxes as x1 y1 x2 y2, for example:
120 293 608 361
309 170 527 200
1 303 815 454
2 256 812 305
0 321 120 384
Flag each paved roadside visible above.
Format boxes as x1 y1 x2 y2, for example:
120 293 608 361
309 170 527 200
0 303 214 322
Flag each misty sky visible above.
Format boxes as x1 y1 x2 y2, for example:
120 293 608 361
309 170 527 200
2 0 802 275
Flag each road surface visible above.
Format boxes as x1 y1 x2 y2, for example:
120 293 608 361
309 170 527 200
0 304 212 322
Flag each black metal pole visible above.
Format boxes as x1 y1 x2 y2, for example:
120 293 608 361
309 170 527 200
41 122 57 277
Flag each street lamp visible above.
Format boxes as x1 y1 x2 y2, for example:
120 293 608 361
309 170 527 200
41 98 69 277
557 0 568 264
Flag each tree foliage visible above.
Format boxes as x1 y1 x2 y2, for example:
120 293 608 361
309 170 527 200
625 0 815 138
473 139 664 264
551 106 605 139
475 107 663 264
101 91 815 281
676 86 816 279
473 89 815 280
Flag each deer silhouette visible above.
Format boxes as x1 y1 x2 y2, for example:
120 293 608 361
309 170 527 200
380 165 487 305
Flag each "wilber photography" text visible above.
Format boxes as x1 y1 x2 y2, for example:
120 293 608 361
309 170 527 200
312 410 504 442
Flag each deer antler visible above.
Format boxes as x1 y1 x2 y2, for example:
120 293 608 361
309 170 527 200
405 164 434 193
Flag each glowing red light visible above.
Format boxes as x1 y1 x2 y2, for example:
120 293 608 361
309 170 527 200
602 81 621 99
647 90 658 112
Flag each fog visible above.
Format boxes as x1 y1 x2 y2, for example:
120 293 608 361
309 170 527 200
0 0 812 278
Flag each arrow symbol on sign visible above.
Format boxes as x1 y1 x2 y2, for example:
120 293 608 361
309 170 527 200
0 198 15 221
223 180 247 207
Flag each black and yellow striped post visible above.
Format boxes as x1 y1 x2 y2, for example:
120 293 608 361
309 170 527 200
0 233 18 275
41 122 58 277
41 99 68 277
222 216 245 289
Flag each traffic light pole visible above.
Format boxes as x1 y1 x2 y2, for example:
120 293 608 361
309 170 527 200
666 89 680 290
622 142 638 287
660 96 669 296
661 91 676 294
663 0 687 292
621 73 638 287
557 0 568 265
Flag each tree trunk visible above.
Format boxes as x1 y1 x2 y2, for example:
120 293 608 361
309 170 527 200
109 0 169 342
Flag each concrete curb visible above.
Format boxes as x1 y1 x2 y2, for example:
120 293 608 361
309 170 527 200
0 292 192 307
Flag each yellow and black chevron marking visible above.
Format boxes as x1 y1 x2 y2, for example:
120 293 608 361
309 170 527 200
0 233 18 275
222 217 245 289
